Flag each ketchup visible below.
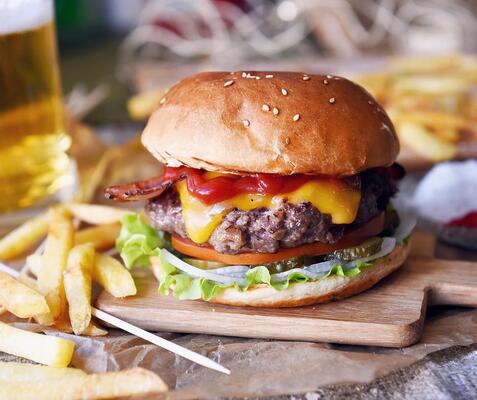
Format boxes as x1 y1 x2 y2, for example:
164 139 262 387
162 167 316 205
447 211 477 229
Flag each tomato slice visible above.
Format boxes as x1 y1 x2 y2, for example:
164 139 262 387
171 213 385 265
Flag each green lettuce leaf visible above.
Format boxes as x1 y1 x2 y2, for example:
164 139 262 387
153 252 229 301
270 271 309 291
116 213 164 268
173 274 202 300
200 279 226 301
245 266 271 286
155 260 375 301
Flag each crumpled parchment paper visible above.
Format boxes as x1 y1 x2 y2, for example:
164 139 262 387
13 307 472 399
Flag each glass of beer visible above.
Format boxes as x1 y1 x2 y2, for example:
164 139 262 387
0 0 74 217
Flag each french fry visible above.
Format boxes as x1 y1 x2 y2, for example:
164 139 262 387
0 211 49 260
390 112 460 143
36 208 74 325
64 244 95 335
17 271 38 290
93 254 136 297
79 148 119 203
0 271 49 318
127 90 166 120
392 110 469 131
68 203 127 225
54 319 108 336
82 322 108 337
392 75 468 96
397 121 458 161
52 312 74 334
75 223 120 250
431 127 460 143
25 253 43 277
0 361 86 381
47 307 106 337
391 55 463 73
0 321 75 367
0 367 167 400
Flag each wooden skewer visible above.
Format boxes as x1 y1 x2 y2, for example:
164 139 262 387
0 261 230 375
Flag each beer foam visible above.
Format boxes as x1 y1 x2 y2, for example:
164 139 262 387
0 0 53 35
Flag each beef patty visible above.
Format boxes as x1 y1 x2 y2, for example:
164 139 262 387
145 170 398 254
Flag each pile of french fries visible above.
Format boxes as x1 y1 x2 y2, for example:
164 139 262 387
0 204 168 399
355 55 477 162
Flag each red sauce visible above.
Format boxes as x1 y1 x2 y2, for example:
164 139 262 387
447 211 477 229
161 164 401 205
163 167 315 205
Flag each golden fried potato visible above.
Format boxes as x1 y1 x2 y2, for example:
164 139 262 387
64 243 95 335
36 208 74 326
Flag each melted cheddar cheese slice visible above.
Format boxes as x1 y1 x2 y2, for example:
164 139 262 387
176 178 361 244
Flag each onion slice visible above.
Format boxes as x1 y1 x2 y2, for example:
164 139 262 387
271 260 338 282
161 249 247 286
393 208 417 242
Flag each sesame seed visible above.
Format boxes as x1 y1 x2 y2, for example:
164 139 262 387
285 137 291 144
242 72 247 78
302 75 310 81
224 80 235 87
323 79 329 85
326 74 333 79
160 97 166 104
265 74 274 78
243 119 250 127
262 104 270 112
273 107 279 115
231 71 235 75
329 97 336 104
293 114 300 121
281 88 288 96
256 76 261 80
368 100 373 105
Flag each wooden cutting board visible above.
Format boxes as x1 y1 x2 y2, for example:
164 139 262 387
96 232 477 347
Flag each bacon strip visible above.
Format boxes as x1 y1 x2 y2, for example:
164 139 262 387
104 173 185 202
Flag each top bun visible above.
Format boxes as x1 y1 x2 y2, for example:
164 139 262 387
141 71 399 176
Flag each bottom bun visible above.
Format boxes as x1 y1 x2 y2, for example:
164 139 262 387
210 239 411 308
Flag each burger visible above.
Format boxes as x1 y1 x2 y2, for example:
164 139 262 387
105 71 415 307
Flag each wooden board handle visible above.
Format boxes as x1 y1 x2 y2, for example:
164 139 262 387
410 258 477 307
428 283 477 307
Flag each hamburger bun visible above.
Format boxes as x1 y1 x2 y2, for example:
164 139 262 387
142 71 399 176
209 239 410 307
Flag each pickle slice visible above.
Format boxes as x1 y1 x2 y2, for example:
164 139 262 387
262 256 313 274
326 237 383 261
